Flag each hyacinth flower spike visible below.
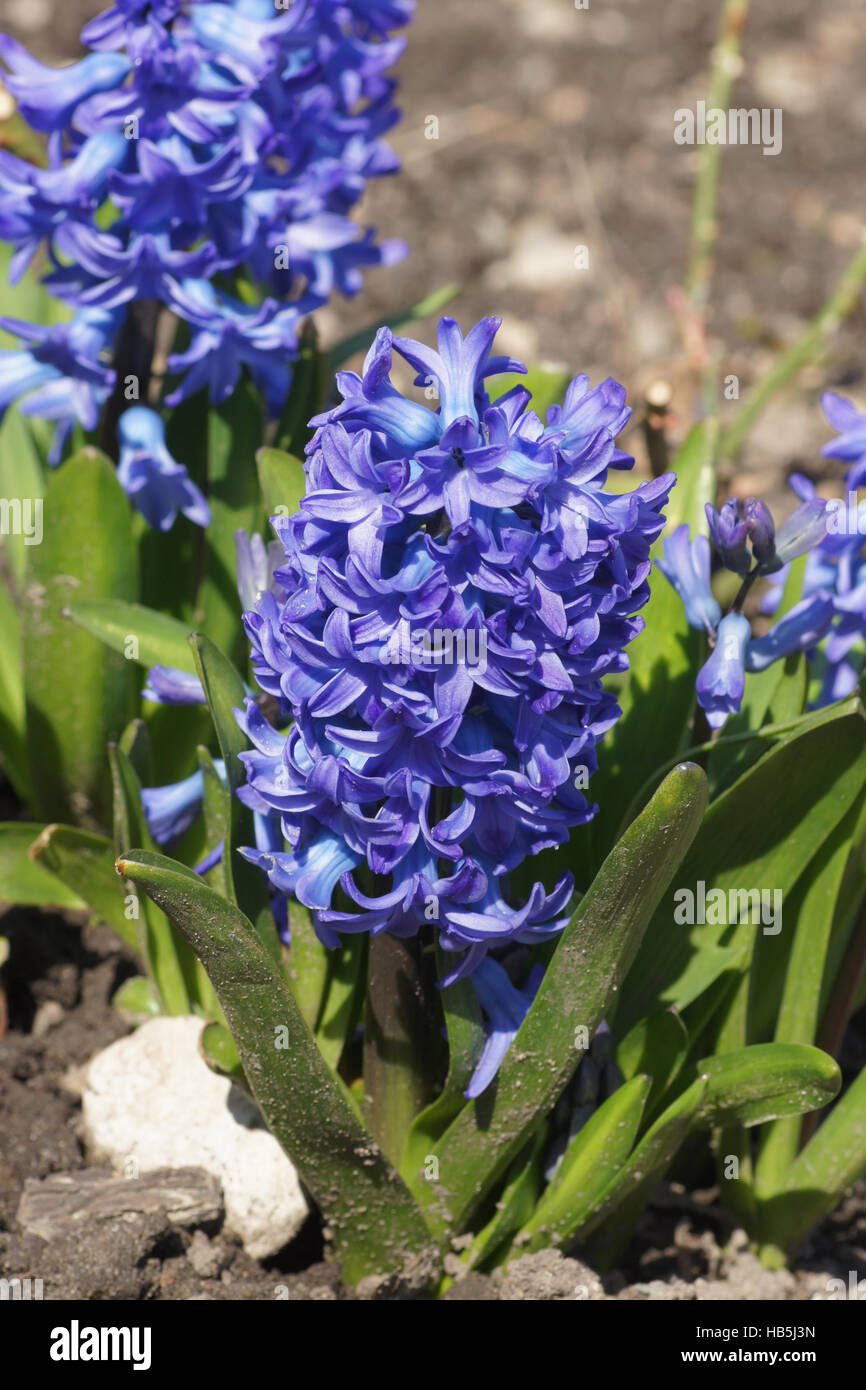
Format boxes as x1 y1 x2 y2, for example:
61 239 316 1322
234 314 674 1089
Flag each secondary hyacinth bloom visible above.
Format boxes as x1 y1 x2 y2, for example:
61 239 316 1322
117 406 210 530
234 315 674 1089
760 393 866 704
0 0 412 519
661 489 833 729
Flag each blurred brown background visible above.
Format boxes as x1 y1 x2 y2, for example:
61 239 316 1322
3 0 866 502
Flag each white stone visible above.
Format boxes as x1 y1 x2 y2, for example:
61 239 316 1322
82 1016 309 1259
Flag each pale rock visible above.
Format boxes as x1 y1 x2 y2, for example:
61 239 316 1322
82 1016 309 1259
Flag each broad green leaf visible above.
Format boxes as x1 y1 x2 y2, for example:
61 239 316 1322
284 897 330 1033
67 600 197 675
619 701 866 1033
401 944 484 1183
0 574 31 801
23 450 137 827
112 975 161 1023
198 380 264 663
0 407 46 589
28 823 139 951
256 447 306 521
489 365 570 419
616 1008 689 1120
581 558 703 877
581 1077 709 1267
110 744 193 1016
753 803 864 1202
327 284 460 372
464 1130 547 1271
199 1019 246 1090
695 1044 840 1130
273 320 328 456
0 823 84 910
118 848 437 1285
419 763 708 1238
758 1062 866 1255
188 633 271 939
313 934 366 1074
520 1074 651 1254
665 420 718 535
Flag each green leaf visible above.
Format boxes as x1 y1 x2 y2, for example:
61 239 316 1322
256 447 306 521
581 556 703 877
464 1130 547 1271
314 934 366 1073
401 946 484 1184
760 1063 866 1253
489 365 570 419
617 1008 689 1120
117 848 437 1285
0 574 31 802
0 823 84 910
419 763 708 1238
0 406 46 590
197 380 265 663
327 284 461 372
273 320 327 457
112 975 161 1023
23 450 137 827
188 633 270 938
284 897 331 1034
619 700 866 1033
109 745 193 1016
519 1074 651 1254
67 600 197 675
199 1019 247 1090
28 823 139 951
665 420 719 535
695 1044 841 1130
581 1077 709 1267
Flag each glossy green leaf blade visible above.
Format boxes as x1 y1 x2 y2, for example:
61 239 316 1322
284 897 331 1034
619 701 866 1033
401 946 484 1184
24 449 137 826
580 1077 709 1266
695 1044 841 1130
118 849 437 1285
616 1008 689 1120
256 447 306 522
29 823 139 951
199 1019 246 1089
112 975 161 1023
198 381 264 663
520 1074 651 1253
0 823 84 909
67 600 197 675
464 1130 547 1271
581 560 703 875
761 1063 866 1253
0 405 46 590
422 763 708 1236
665 420 718 535
188 633 269 934
110 745 192 1016
0 574 31 801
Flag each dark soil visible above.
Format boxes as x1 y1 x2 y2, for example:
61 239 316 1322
1 905 865 1301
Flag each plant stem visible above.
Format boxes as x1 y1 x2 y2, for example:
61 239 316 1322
99 298 160 458
685 0 752 320
363 931 444 1167
722 240 866 462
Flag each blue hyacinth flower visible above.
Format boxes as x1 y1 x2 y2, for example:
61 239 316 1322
117 406 210 531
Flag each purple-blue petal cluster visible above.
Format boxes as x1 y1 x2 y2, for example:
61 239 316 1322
235 315 673 984
0 0 411 516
